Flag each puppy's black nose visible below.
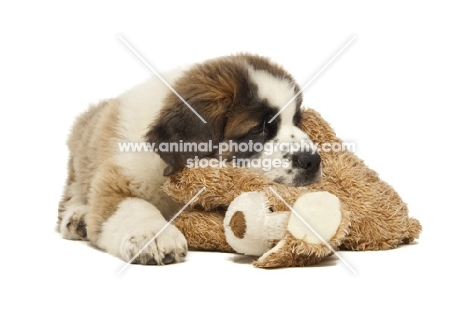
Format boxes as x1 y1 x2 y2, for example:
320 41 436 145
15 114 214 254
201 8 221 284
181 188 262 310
293 152 321 173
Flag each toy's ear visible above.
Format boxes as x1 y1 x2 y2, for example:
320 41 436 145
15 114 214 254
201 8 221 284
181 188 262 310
229 211 247 239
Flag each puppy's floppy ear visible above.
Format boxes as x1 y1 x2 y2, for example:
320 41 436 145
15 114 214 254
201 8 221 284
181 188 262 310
145 100 224 176
146 59 246 176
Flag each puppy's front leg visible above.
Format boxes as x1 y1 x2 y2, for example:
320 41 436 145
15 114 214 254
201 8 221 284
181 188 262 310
87 164 187 265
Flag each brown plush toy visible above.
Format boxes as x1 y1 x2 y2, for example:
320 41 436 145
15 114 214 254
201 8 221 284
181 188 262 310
165 108 422 268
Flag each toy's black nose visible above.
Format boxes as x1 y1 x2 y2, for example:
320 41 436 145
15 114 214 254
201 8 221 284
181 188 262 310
293 152 321 173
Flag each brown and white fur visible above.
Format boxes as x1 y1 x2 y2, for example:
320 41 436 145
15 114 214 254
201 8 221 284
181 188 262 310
57 54 321 265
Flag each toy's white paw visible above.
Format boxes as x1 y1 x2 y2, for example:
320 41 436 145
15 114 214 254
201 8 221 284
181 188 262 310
288 191 342 244
60 204 88 240
120 224 187 265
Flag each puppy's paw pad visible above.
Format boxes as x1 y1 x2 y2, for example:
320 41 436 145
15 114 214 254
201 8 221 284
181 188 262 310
60 206 88 240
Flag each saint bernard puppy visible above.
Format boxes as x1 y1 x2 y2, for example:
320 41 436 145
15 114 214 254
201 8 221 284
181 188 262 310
57 54 321 265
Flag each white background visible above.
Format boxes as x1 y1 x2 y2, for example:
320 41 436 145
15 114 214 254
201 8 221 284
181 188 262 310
1 1 467 309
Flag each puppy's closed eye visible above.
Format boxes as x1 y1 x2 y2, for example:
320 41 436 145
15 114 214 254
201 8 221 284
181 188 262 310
248 123 267 136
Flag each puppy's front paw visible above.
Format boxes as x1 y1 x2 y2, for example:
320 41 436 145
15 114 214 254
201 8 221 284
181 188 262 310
120 224 188 265
97 199 188 265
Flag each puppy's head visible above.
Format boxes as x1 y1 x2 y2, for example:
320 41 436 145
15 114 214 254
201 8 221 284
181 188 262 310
146 54 321 187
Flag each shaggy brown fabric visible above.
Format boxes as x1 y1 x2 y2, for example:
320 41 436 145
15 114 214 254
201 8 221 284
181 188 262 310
165 108 421 267
172 208 234 253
